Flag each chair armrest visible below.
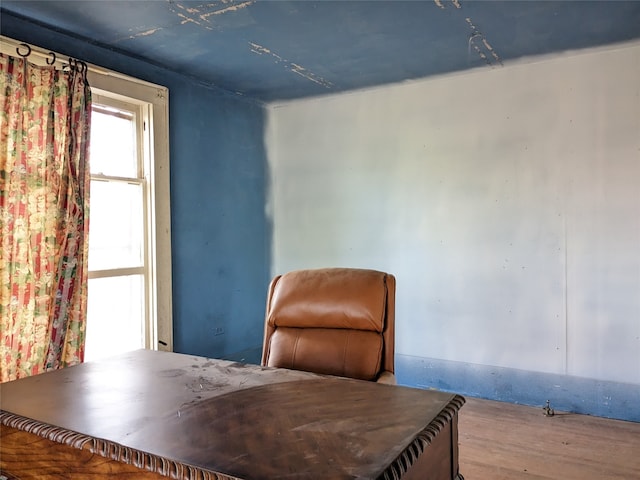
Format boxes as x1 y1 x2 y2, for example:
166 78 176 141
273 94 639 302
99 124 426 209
376 371 397 385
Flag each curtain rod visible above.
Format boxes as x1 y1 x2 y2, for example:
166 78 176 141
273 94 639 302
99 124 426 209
1 36 70 70
1 35 171 90
0 35 111 76
15 42 57 64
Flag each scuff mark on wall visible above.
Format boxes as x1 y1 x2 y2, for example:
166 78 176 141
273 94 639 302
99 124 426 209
249 42 334 89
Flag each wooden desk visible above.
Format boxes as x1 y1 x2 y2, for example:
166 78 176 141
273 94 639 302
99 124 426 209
0 349 464 479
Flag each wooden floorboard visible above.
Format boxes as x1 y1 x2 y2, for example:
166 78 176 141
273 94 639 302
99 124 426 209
457 396 640 480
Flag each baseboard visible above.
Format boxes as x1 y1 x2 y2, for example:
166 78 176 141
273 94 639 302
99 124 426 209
396 354 640 423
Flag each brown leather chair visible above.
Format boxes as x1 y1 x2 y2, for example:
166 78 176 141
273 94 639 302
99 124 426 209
261 268 396 384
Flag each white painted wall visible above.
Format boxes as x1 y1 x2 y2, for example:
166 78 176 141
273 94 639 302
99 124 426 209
265 42 640 385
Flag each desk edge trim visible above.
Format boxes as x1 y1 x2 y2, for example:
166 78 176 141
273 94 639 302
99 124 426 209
380 394 466 480
0 410 239 480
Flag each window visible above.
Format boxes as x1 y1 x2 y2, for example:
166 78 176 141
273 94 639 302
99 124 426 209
84 70 173 361
84 98 147 360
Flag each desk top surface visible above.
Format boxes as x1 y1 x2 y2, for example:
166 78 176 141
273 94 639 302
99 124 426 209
0 349 463 479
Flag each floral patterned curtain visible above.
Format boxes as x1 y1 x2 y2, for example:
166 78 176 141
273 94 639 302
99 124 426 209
0 52 91 382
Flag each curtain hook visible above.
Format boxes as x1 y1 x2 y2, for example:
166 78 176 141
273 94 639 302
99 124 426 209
16 43 31 58
46 51 57 65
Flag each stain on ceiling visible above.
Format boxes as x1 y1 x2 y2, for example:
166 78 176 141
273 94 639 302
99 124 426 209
2 0 640 103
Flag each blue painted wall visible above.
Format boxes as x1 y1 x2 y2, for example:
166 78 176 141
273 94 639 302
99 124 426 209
1 12 270 362
170 87 269 361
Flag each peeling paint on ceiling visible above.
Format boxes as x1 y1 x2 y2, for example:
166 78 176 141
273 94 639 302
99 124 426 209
249 42 333 89
1 0 639 103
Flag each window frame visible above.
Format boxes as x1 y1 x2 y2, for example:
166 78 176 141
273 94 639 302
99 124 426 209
87 70 173 353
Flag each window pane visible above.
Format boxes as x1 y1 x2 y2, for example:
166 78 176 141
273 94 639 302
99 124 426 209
89 180 144 271
85 275 145 362
90 107 137 177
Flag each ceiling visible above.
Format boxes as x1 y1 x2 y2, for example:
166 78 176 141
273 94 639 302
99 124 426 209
2 1 640 103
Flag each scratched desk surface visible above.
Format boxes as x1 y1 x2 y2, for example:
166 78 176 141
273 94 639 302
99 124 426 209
0 349 459 479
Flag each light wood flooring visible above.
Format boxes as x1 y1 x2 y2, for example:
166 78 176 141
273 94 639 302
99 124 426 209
457 396 640 480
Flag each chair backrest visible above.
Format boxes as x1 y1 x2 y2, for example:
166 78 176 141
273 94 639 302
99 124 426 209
261 268 395 381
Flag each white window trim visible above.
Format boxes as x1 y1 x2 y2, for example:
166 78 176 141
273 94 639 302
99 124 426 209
1 36 174 352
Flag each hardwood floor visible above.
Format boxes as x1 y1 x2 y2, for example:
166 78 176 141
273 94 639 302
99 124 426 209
457 396 640 479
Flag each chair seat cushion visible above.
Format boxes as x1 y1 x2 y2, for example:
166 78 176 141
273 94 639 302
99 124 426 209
266 327 383 381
